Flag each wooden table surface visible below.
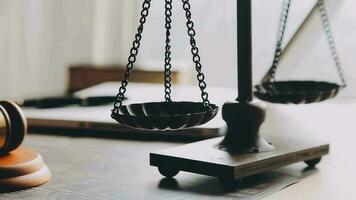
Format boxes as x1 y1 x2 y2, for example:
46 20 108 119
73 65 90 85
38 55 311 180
1 100 355 199
263 100 356 200
0 132 314 200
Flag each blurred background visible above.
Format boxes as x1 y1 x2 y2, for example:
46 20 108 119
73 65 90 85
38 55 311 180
0 0 354 100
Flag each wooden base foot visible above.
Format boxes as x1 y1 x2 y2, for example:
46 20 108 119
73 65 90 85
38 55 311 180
150 136 329 188
304 157 322 167
158 166 180 178
0 148 51 192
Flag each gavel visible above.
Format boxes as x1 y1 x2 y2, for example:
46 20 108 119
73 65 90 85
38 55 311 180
0 101 51 192
0 101 27 155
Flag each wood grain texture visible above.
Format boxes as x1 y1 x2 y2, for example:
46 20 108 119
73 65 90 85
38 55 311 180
150 136 329 180
0 148 50 192
0 148 45 179
0 134 316 200
0 106 9 149
0 101 27 154
0 165 51 192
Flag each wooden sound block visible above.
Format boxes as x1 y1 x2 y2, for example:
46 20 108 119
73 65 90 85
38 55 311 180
150 136 329 188
0 148 44 178
0 148 51 192
0 165 51 192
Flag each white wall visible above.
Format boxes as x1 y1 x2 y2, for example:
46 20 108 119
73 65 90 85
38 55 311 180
0 0 136 100
0 1 93 99
136 0 317 84
138 0 355 98
0 0 354 100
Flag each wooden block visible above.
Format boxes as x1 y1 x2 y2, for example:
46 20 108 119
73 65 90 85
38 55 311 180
150 136 329 187
0 148 45 179
0 148 51 192
0 165 51 192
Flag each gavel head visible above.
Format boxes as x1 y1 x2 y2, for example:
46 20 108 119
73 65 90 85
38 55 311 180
0 101 27 155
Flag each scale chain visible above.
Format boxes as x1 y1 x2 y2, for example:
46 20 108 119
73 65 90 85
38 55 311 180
267 0 346 94
268 0 291 94
181 0 211 109
112 0 151 113
317 0 346 87
164 0 173 102
113 0 213 113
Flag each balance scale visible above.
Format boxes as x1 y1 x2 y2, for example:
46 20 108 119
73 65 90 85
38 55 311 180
111 0 345 189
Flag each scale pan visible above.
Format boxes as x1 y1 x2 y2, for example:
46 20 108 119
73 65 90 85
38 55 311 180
254 81 341 104
111 102 219 130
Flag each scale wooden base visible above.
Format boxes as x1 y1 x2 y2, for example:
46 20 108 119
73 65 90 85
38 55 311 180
150 102 330 189
150 102 329 188
0 148 51 193
150 136 329 188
